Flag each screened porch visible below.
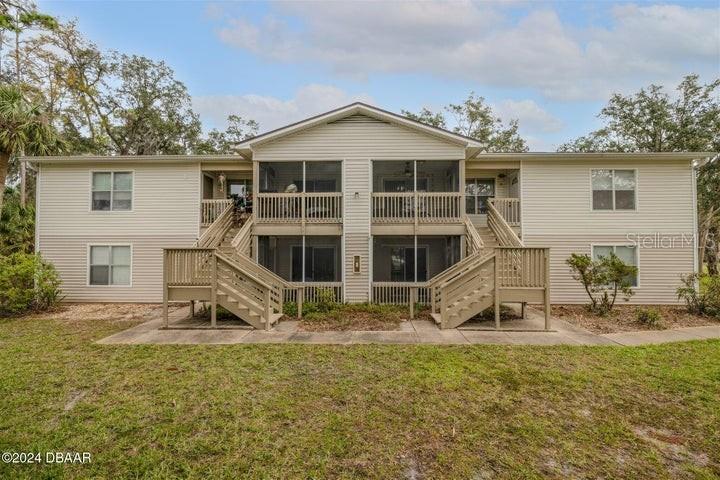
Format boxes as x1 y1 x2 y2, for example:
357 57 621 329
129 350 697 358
371 160 462 223
371 235 462 303
256 161 343 223
256 235 343 301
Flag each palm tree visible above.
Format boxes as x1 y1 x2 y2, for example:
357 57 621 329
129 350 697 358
0 84 63 212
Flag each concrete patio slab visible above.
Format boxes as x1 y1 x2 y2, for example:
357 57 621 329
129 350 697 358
240 331 297 343
288 331 354 344
505 332 582 346
350 331 419 344
673 325 720 339
415 328 469 344
459 330 514 344
95 304 720 346
601 328 708 346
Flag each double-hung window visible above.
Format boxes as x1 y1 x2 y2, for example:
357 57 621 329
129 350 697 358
92 172 133 211
591 169 636 210
465 178 495 214
89 245 131 286
592 245 638 287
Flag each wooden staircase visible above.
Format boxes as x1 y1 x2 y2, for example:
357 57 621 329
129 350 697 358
429 211 550 329
163 204 290 330
214 252 283 330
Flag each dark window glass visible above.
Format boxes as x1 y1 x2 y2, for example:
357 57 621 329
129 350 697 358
90 265 109 285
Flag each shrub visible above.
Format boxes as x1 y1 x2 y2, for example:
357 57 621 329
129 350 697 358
283 301 298 317
314 287 338 313
635 308 662 326
677 273 720 318
566 252 637 315
0 253 62 315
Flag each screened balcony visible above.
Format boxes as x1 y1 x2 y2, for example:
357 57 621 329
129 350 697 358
371 160 462 223
256 162 342 223
257 235 343 301
371 235 462 303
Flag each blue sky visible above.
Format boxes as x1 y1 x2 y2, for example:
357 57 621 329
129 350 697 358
40 0 720 151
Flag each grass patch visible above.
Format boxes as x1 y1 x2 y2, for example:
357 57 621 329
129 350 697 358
1 306 719 478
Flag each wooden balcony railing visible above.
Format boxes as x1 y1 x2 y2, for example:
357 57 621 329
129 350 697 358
488 198 520 226
256 192 342 223
201 199 233 226
283 282 344 303
371 282 431 305
371 192 462 223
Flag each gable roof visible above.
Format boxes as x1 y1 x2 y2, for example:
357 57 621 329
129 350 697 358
234 102 483 155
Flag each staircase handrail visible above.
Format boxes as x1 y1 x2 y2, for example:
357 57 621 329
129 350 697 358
487 200 523 247
197 202 235 248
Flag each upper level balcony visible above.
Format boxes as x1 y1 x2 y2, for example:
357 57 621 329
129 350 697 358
256 161 342 224
371 160 462 224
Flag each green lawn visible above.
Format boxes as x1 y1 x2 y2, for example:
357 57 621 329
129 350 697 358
1 314 719 479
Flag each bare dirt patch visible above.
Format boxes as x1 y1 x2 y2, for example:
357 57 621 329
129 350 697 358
30 303 186 326
545 304 720 334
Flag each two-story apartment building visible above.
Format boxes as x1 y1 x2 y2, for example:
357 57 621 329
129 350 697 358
26 103 707 330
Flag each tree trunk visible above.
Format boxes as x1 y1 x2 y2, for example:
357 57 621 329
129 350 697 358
0 152 9 214
20 157 26 207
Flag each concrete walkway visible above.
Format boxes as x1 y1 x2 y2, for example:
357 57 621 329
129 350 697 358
96 306 720 346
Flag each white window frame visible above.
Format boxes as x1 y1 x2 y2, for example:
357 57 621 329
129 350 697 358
590 244 640 288
590 168 638 212
90 170 134 212
87 244 133 287
465 177 495 215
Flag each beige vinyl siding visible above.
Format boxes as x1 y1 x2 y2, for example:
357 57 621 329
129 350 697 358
254 115 465 162
37 161 200 237
524 234 692 304
344 158 371 302
36 161 201 303
521 158 695 304
521 159 694 235
40 235 196 302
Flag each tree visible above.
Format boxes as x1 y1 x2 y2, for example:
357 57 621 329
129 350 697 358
566 252 637 314
558 76 720 153
0 186 33 255
0 84 63 212
0 0 58 206
400 107 446 129
77 53 202 155
559 75 720 273
194 114 259 154
403 93 528 152
697 156 720 274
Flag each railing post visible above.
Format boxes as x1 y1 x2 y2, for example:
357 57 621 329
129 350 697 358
494 250 501 330
409 287 416 319
211 254 217 328
544 248 551 331
439 286 446 329
430 286 436 313
162 249 169 329
265 288 272 330
297 287 303 319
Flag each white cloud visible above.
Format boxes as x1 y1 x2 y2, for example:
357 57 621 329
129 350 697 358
213 2 720 100
193 84 373 133
494 99 563 133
